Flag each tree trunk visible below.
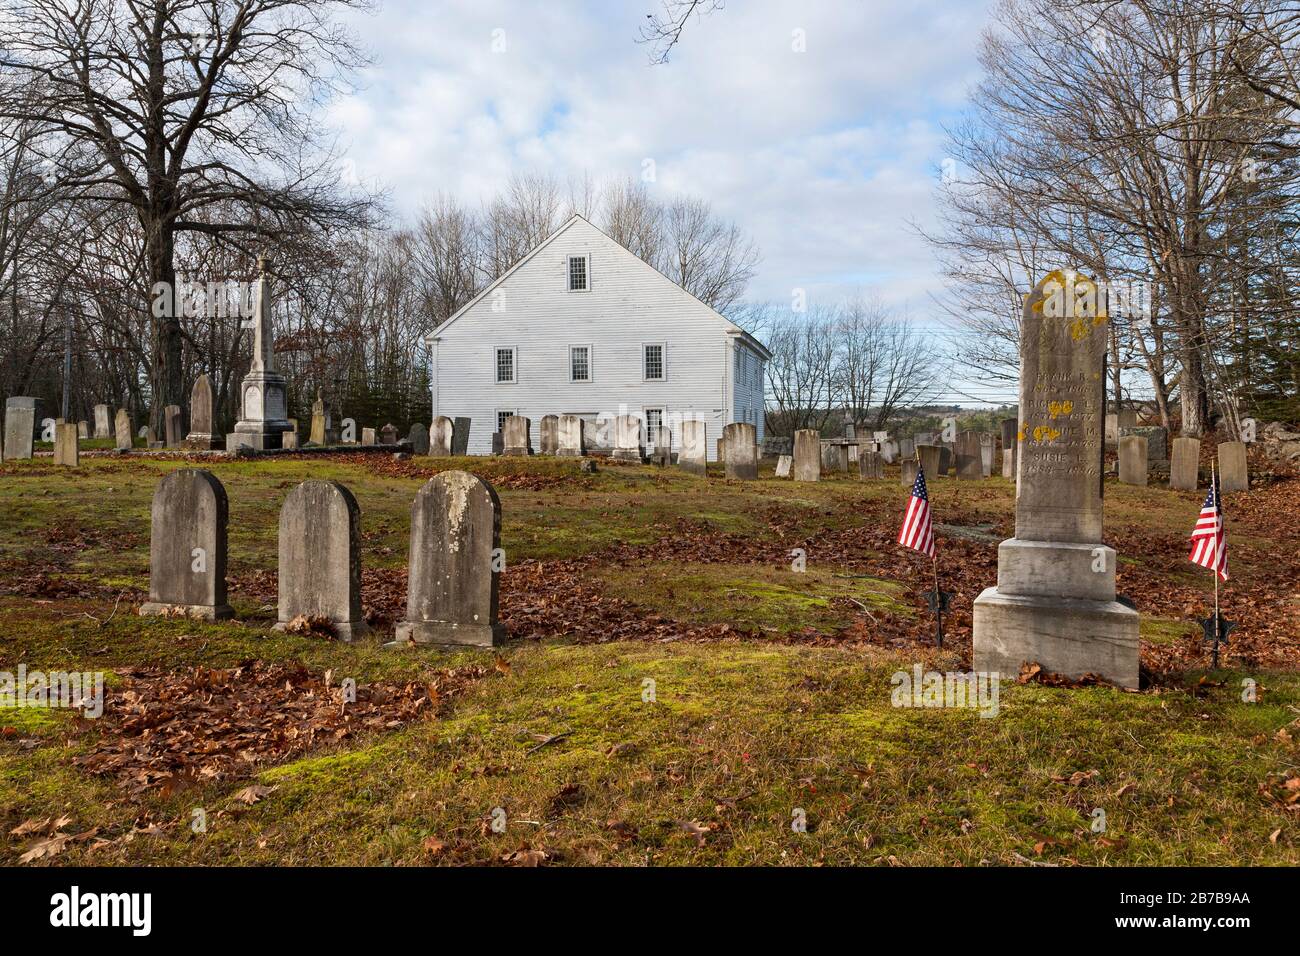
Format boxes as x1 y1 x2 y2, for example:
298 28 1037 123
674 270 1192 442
146 218 180 433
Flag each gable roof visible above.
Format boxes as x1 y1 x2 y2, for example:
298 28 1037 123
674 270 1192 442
426 213 770 359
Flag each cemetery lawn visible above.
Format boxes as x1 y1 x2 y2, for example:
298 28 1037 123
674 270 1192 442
2 452 1299 866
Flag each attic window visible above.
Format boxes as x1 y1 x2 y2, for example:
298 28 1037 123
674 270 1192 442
568 255 588 292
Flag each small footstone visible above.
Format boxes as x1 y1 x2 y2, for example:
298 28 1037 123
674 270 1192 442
775 454 792 478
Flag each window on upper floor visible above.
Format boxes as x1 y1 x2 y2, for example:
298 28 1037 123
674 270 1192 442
568 255 589 292
495 347 516 383
570 345 591 382
644 343 665 381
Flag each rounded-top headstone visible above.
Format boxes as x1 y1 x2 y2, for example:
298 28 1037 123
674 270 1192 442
139 469 232 619
275 480 367 640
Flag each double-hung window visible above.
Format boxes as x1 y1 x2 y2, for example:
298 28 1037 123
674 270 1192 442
643 343 665 381
570 345 591 382
568 255 589 292
495 347 516 383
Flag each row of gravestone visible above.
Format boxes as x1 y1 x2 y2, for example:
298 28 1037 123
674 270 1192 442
138 468 504 645
1119 436 1249 492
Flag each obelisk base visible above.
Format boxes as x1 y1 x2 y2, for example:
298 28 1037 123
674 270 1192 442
972 588 1139 688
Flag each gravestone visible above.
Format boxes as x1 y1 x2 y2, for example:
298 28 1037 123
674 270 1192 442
380 423 398 446
938 445 953 476
408 422 430 456
897 436 915 460
1120 424 1167 463
612 415 644 462
163 405 183 448
77 421 89 439
183 374 219 449
231 257 293 449
430 417 454 456
821 442 848 474
956 431 983 480
491 431 503 455
972 271 1139 688
309 394 330 445
451 417 471 455
980 434 995 477
716 438 725 463
539 415 559 455
2 397 39 460
139 425 156 445
361 427 377 446
274 480 368 641
793 429 820 482
1000 417 1018 478
114 408 133 451
1218 441 1248 493
649 426 672 466
282 428 299 450
1169 437 1201 491
679 420 706 476
93 404 111 439
1119 435 1148 486
859 450 883 479
900 458 918 487
502 415 532 455
557 415 586 458
54 423 79 466
723 423 757 480
393 471 504 646
1105 408 1138 447
139 469 233 620
916 444 942 481
775 454 792 478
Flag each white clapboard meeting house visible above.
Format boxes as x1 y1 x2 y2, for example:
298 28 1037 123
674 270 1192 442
426 214 769 459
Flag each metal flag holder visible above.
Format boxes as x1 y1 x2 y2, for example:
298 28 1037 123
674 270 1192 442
922 560 954 649
1195 461 1235 669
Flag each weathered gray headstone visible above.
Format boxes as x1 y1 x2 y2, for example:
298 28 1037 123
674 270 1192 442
611 415 644 462
793 429 820 482
774 454 792 478
980 434 995 477
380 423 398 446
900 458 918 487
1119 435 1148 486
2 397 39 460
163 405 183 448
723 422 757 480
858 450 883 479
956 431 983 480
502 415 532 455
898 436 915 460
183 374 219 449
54 423 79 466
938 444 953 476
1000 417 1018 478
139 469 233 620
1169 436 1201 491
679 420 706 475
430 416 454 456
93 404 111 439
1121 424 1167 463
362 427 377 446
409 422 430 455
649 425 672 466
916 444 942 481
282 426 299 450
1002 449 1014 480
557 414 586 458
821 442 848 474
539 415 559 455
393 471 504 647
274 480 368 641
309 395 330 446
77 421 89 440
1105 408 1138 447
1218 441 1248 493
716 437 725 463
114 408 133 451
451 417 470 455
973 271 1138 688
491 431 503 455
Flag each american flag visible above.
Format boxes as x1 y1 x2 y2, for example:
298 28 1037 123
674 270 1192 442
898 463 935 558
1189 478 1228 581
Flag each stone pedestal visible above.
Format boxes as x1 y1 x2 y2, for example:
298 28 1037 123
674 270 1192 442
231 259 293 450
972 270 1138 688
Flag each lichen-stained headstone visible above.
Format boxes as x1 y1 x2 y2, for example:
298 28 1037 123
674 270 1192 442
93 404 111 439
114 408 133 451
2 397 39 460
163 405 183 448
502 415 532 455
408 422 430 456
275 480 368 641
539 415 559 455
53 422 79 466
1218 441 1249 493
430 416 453 457
139 469 233 620
393 470 504 647
723 422 757 479
678 420 705 475
557 414 586 458
793 429 820 482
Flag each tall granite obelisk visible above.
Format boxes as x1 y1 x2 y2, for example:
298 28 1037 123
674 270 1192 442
232 256 293 450
972 271 1139 688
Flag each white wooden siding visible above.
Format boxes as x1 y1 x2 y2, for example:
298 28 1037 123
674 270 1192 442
429 217 763 460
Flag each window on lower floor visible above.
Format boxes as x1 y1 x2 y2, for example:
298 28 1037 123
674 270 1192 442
646 408 663 446
497 410 514 433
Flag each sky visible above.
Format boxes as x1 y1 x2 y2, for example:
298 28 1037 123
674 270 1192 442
328 0 1004 401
